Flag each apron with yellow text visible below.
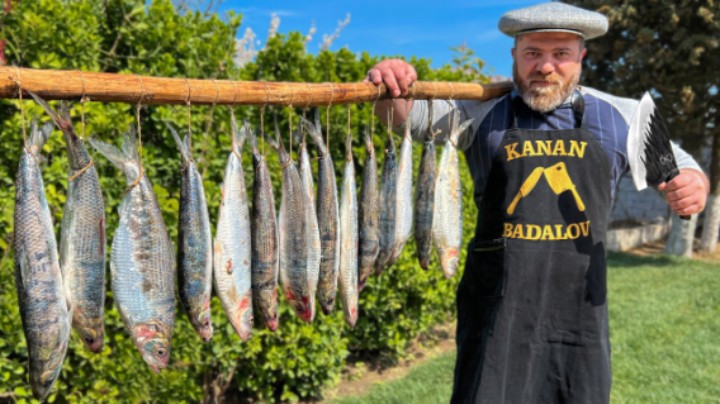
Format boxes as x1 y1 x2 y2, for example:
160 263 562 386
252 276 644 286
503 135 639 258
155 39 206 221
452 92 612 403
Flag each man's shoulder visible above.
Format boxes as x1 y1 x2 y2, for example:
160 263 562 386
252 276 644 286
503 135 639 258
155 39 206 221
458 93 512 124
579 86 639 125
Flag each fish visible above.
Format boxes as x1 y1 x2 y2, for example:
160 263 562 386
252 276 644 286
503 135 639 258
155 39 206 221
168 124 213 342
389 122 413 264
374 131 397 273
269 119 315 322
31 94 107 353
212 112 253 341
89 129 176 373
433 111 474 278
247 122 279 331
297 120 321 320
14 120 70 400
338 132 359 327
357 130 379 291
303 115 340 315
414 102 438 270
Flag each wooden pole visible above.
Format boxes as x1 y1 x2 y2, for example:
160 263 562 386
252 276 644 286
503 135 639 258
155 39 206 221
0 66 513 106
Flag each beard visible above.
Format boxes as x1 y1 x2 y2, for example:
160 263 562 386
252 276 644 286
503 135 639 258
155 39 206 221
513 64 580 113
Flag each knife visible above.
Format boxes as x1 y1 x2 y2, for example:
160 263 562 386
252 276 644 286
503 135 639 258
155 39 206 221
507 166 544 215
627 92 689 220
544 162 585 212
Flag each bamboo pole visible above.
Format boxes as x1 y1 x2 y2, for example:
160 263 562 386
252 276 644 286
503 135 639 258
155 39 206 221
0 66 513 106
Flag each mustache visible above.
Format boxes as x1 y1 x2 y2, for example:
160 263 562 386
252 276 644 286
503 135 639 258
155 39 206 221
527 74 563 85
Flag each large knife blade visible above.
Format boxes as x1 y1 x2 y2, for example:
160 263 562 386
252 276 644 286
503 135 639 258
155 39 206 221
627 91 688 219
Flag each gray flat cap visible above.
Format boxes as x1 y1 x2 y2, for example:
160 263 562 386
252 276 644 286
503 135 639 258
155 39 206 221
498 2 608 40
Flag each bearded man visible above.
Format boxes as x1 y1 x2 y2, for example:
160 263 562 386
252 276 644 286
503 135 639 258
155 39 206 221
366 2 709 403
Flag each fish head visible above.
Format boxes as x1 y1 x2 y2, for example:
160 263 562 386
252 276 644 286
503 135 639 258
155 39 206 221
132 323 171 372
232 295 254 341
440 249 460 278
258 290 279 332
74 311 105 353
192 308 214 343
344 304 359 329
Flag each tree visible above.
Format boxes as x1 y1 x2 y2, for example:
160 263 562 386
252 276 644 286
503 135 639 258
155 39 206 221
567 0 720 254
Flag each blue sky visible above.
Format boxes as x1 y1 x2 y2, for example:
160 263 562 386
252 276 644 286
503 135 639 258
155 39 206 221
217 0 546 79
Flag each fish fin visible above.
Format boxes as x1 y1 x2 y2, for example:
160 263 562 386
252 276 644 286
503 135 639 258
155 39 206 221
166 122 192 164
89 129 140 175
363 128 375 157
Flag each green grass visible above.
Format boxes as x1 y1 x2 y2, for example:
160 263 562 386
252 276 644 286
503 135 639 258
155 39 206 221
330 252 720 403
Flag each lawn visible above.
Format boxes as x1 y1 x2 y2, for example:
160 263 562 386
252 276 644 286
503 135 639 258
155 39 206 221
330 252 720 403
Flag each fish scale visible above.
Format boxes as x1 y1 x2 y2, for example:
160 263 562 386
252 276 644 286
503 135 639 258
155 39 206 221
338 135 359 327
31 94 107 353
213 115 253 341
390 123 414 264
90 130 175 373
14 121 70 401
271 123 315 323
414 119 437 270
375 134 397 273
169 124 213 342
433 112 474 278
298 131 321 320
358 130 379 290
302 116 340 315
247 122 280 331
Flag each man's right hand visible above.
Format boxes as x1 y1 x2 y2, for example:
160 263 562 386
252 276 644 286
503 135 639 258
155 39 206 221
365 59 418 98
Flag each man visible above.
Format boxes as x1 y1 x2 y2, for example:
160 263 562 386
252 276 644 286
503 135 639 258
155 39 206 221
366 3 709 403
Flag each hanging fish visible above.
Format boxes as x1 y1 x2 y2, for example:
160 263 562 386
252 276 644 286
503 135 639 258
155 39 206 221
168 124 213 342
31 94 107 353
338 131 359 327
358 129 379 290
296 118 321 319
247 122 279 331
303 114 340 315
433 111 474 278
212 113 253 341
375 131 397 273
389 122 414 264
269 119 315 322
14 120 70 400
414 102 438 270
90 129 175 373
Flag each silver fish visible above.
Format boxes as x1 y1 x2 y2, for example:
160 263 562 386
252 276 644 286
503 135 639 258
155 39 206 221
375 132 397 273
168 124 213 342
247 122 279 332
358 130 379 290
270 120 315 323
433 111 474 278
297 123 321 319
303 115 340 315
414 103 438 270
338 132 359 327
212 113 253 341
14 120 70 400
90 130 176 373
390 122 413 264
32 94 107 353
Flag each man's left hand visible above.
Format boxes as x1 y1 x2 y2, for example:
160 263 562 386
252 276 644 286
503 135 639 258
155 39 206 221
658 168 710 216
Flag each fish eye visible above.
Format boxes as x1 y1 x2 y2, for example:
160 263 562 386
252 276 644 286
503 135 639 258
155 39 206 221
84 336 95 343
156 348 166 356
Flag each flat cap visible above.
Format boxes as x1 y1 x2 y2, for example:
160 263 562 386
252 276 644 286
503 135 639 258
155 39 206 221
498 2 608 40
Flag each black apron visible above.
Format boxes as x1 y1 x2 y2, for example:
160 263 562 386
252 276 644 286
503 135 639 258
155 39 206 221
453 92 613 403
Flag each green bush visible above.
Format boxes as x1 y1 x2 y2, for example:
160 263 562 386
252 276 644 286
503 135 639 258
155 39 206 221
0 1 489 401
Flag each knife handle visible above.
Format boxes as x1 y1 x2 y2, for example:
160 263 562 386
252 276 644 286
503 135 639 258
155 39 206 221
664 169 690 221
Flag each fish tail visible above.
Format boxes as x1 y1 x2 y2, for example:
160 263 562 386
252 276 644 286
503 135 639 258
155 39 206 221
243 119 260 155
167 122 193 164
89 129 140 175
230 110 245 154
27 118 52 154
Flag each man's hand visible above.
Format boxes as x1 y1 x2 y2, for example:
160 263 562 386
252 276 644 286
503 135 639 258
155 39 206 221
658 168 710 216
365 59 417 98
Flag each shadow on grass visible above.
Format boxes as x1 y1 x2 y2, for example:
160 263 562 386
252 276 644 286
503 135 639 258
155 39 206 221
607 251 680 268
